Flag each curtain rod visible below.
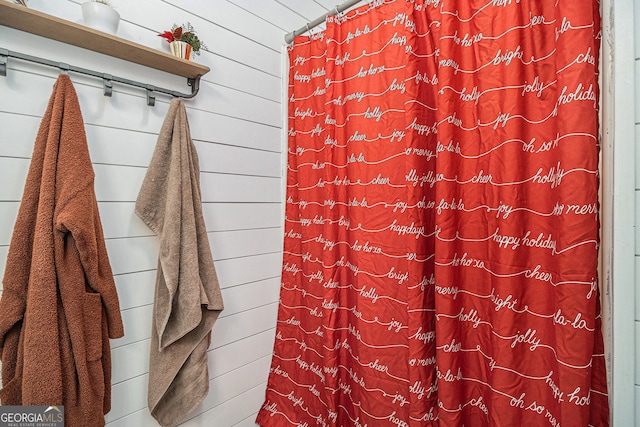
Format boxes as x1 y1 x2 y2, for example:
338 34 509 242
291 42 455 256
0 47 201 107
284 0 364 44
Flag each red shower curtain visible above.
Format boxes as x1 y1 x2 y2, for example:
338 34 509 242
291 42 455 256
257 1 608 426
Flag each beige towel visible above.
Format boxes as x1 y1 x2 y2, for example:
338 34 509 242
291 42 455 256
135 98 223 427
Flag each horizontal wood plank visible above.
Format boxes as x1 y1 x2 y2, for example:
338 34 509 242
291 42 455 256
0 1 292 425
105 329 275 425
181 382 268 427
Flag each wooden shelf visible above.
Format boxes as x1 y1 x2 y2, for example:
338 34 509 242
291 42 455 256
0 1 210 79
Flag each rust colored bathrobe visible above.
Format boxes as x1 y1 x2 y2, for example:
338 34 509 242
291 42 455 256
0 75 124 426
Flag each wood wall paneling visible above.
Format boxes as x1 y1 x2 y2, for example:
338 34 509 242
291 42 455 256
0 0 292 425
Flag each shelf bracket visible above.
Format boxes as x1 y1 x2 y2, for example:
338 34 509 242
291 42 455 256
0 48 7 77
184 75 201 99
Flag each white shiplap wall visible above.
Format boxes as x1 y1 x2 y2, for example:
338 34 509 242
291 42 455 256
632 0 640 423
0 0 336 426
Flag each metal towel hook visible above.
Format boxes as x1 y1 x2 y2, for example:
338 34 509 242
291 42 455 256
0 48 7 77
146 85 156 107
58 62 70 75
102 73 113 97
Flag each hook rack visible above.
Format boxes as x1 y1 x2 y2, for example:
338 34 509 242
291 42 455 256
0 48 202 106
